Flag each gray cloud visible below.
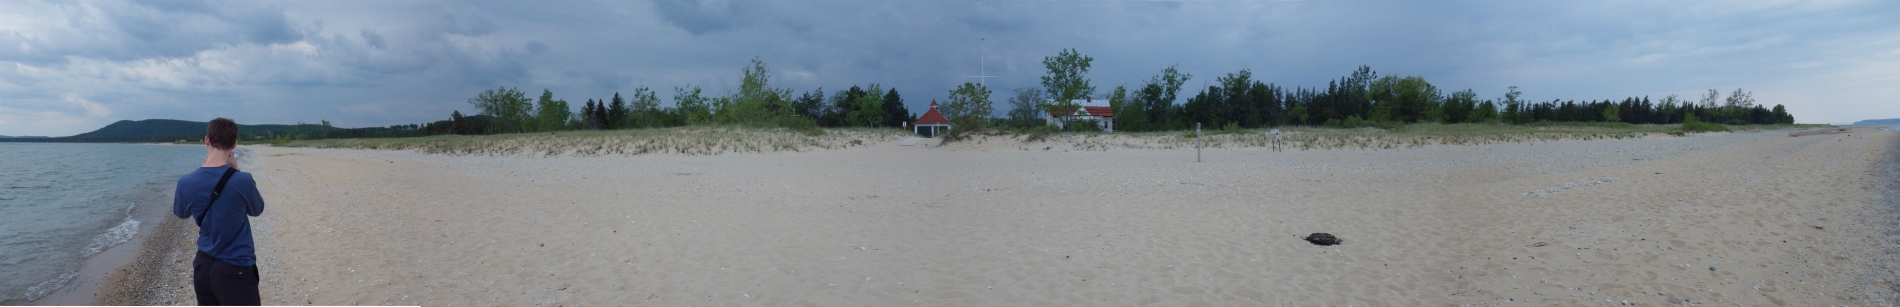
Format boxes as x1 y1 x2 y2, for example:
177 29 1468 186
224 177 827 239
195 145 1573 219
0 0 1896 136
651 0 741 35
359 28 386 49
435 14 500 37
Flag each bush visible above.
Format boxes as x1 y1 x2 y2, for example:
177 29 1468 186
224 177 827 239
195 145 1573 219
1683 122 1728 133
1526 121 1634 129
1222 122 1244 134
771 116 823 136
1681 114 1729 133
1322 116 1403 130
265 134 293 146
1067 120 1106 133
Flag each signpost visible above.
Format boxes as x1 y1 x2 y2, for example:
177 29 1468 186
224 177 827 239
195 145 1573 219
1270 129 1281 152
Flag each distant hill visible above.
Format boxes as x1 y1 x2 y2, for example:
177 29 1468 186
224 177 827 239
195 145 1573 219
1850 118 1900 126
64 119 330 141
0 135 50 139
0 119 345 143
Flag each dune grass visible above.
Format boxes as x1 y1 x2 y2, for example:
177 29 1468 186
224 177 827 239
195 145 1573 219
964 122 1830 151
282 122 1829 155
282 125 908 156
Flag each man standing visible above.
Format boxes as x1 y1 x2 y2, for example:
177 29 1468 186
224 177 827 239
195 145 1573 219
172 118 265 305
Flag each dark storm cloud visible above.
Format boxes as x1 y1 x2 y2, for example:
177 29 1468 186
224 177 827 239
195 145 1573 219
85 0 301 61
0 0 1896 136
650 0 741 35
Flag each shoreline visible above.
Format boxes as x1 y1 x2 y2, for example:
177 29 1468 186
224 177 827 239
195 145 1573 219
94 212 197 305
29 184 185 305
1857 130 1900 301
26 146 246 305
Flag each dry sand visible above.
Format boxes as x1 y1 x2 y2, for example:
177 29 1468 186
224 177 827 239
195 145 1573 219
116 127 1900 305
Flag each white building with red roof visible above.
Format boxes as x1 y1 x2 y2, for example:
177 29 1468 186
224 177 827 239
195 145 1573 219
913 100 952 137
1044 98 1115 132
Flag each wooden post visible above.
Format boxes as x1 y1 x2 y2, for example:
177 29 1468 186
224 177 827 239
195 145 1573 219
1196 123 1202 162
1271 129 1281 152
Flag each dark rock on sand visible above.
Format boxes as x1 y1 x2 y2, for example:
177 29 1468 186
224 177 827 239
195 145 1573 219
1304 233 1342 246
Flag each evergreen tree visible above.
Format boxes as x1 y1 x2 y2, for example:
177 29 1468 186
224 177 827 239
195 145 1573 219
608 92 629 129
592 98 609 129
1471 99 1498 123
450 110 468 135
882 88 910 128
581 99 598 129
1444 89 1478 123
793 88 826 120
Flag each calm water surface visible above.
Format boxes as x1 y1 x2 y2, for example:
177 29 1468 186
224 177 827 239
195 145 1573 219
0 143 201 303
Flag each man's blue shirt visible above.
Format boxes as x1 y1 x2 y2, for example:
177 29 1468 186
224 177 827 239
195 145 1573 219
172 165 265 266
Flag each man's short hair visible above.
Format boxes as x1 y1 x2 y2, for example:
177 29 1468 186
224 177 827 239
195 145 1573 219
207 118 237 150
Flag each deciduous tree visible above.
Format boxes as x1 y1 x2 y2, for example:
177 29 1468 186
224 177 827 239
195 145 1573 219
534 89 571 132
630 86 661 128
847 84 885 127
674 86 710 125
944 82 994 130
1005 87 1045 124
468 86 533 133
1040 48 1095 117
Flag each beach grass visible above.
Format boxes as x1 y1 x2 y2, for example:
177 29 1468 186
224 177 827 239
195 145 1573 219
974 122 1831 151
282 122 1830 155
281 125 908 156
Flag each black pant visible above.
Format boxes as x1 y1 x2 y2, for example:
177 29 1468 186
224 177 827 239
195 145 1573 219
193 251 260 306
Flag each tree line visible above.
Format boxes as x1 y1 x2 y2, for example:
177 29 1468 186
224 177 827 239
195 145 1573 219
1044 65 1795 133
377 50 1796 139
401 58 933 137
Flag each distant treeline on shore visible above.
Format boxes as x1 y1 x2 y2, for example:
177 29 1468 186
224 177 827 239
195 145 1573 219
396 50 1797 139
10 49 1802 143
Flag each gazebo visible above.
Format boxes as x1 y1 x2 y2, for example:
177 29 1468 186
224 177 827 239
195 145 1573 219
913 100 952 137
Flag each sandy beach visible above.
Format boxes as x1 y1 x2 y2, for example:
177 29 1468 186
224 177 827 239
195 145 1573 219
97 127 1900 305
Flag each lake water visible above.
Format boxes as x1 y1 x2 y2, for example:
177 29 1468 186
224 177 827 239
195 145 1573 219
0 143 203 303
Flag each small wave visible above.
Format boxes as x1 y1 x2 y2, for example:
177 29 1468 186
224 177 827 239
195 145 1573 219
20 271 76 302
79 218 139 258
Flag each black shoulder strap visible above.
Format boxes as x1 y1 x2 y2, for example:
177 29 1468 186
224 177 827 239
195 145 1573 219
195 167 241 227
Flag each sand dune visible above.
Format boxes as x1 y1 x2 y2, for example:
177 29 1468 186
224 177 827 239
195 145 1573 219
131 127 1900 305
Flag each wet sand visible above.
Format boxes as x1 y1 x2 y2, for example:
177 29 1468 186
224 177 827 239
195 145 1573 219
30 188 187 306
101 127 1900 305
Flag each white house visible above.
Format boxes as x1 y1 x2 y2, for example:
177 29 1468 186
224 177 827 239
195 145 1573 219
1044 98 1115 132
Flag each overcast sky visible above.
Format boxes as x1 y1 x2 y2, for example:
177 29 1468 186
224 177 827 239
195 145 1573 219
2 0 1896 136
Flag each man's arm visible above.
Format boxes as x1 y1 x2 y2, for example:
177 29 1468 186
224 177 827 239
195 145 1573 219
240 173 265 216
172 177 191 219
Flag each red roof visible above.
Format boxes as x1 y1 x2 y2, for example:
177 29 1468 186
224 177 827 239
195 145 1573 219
1047 106 1115 118
915 100 951 125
